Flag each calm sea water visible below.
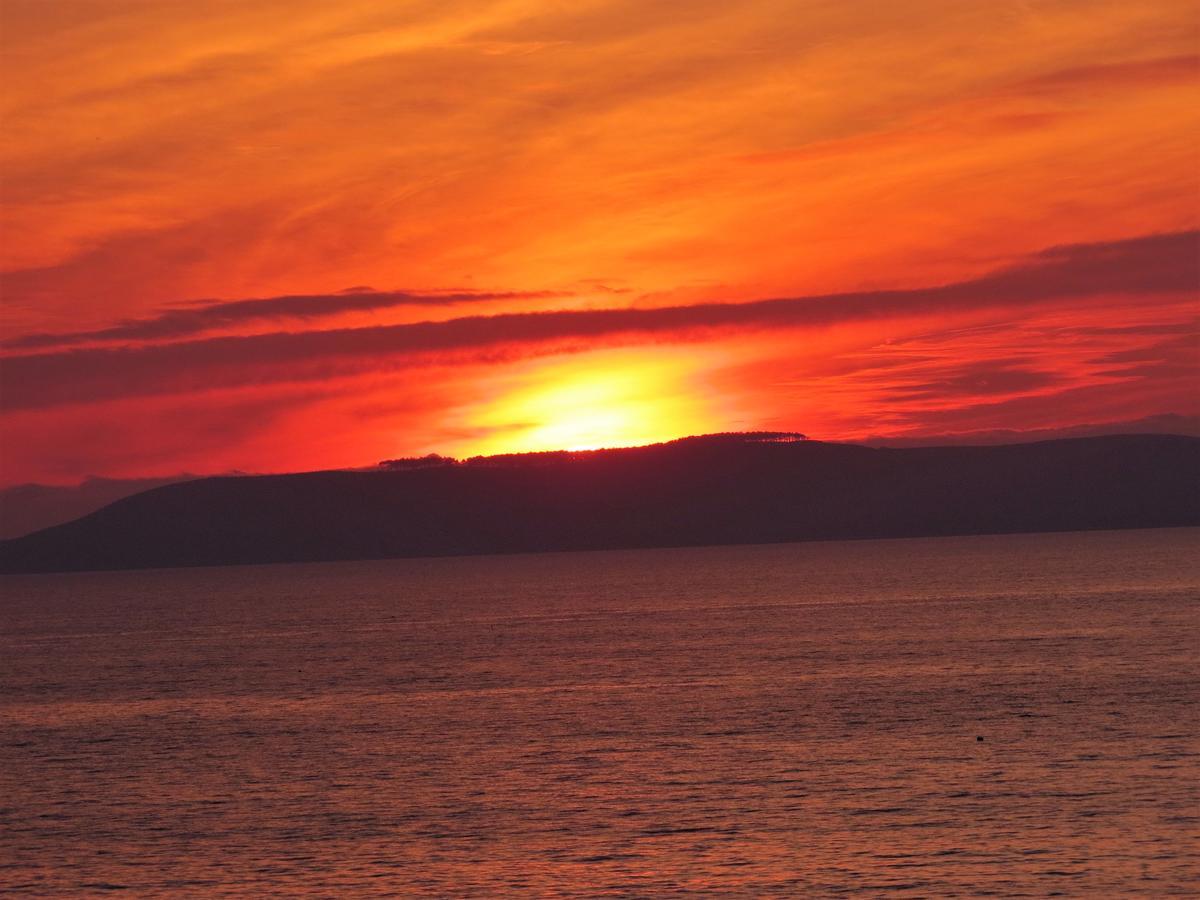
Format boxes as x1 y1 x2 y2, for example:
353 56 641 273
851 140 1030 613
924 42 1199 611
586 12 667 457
2 529 1198 896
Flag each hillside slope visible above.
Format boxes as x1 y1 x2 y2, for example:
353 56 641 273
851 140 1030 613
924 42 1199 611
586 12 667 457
1 434 1196 573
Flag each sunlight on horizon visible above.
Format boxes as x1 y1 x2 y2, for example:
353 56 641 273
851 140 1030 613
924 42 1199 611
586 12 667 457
452 350 727 457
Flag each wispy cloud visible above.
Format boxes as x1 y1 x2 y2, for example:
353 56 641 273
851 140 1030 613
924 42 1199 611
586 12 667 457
4 289 563 350
3 231 1193 410
1012 53 1198 95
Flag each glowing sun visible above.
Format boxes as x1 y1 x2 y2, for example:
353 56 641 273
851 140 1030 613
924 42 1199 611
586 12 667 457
458 350 722 456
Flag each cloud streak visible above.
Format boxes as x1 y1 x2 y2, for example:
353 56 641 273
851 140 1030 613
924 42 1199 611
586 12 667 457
1013 53 1199 96
4 289 563 350
3 230 1194 411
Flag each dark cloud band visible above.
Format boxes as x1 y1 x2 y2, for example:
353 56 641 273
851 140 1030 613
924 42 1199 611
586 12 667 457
2 230 1195 411
3 289 563 350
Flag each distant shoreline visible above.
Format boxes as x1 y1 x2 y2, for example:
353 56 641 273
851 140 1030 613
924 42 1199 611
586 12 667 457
2 433 1197 574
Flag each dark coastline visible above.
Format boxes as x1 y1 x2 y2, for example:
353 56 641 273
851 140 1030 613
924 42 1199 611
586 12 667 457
2 433 1197 574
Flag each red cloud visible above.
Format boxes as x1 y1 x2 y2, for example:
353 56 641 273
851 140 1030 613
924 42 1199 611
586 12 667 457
3 230 1194 411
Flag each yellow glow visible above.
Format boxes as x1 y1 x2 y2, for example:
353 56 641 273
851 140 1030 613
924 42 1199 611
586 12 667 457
458 350 723 456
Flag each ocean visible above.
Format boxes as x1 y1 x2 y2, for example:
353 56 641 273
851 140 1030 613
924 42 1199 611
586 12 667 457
2 528 1198 896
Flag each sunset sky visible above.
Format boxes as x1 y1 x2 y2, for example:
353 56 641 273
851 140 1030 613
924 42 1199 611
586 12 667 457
1 0 1197 486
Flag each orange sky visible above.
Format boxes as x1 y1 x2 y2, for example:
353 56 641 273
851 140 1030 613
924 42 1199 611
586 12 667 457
1 0 1197 484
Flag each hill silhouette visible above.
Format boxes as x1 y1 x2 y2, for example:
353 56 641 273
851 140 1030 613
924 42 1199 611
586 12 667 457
1 433 1196 573
0 474 198 540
